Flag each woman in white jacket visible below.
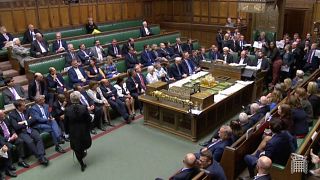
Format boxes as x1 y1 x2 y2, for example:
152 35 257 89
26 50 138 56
114 77 135 117
86 81 111 127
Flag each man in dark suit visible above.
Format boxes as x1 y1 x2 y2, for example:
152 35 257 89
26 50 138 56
234 50 249 64
0 26 14 49
29 95 65 153
140 44 155 67
51 94 68 141
122 38 135 55
9 100 49 166
248 103 264 126
3 77 26 105
28 73 47 102
135 64 148 92
125 48 140 70
65 43 80 67
74 84 103 135
222 47 234 64
222 33 234 51
197 47 208 62
68 59 89 88
198 125 233 162
238 35 247 52
77 43 93 66
198 150 227 180
22 24 42 44
171 153 199 180
174 38 184 57
208 45 222 61
251 51 270 72
181 52 200 76
182 39 194 54
244 118 296 178
52 32 67 54
107 39 122 58
157 43 171 60
216 28 223 52
47 67 67 94
30 33 50 57
292 42 303 72
0 110 29 178
169 57 187 81
126 69 143 114
303 43 319 73
100 79 131 123
140 21 153 37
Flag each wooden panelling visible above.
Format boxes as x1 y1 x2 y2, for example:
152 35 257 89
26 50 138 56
0 11 14 32
49 7 61 28
38 8 50 30
70 5 80 26
59 6 70 27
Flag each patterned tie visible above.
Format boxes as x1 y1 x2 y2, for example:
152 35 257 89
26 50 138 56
0 121 10 139
139 74 146 90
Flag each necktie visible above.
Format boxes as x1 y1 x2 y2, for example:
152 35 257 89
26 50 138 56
83 50 89 57
186 60 192 74
80 95 89 106
20 112 31 133
39 106 47 119
146 51 151 62
71 53 75 59
10 87 20 100
139 74 146 89
3 33 9 41
0 121 10 139
114 46 118 55
207 139 222 149
177 64 181 75
308 50 314 64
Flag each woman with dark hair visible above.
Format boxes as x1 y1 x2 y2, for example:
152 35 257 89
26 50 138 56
114 77 135 117
229 120 243 142
266 41 282 88
65 91 92 171
278 104 294 134
280 45 294 81
86 59 105 81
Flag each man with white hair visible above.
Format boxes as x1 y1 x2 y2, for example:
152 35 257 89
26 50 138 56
22 24 42 44
157 43 171 59
12 38 33 67
169 57 187 81
65 43 80 67
222 47 234 64
52 32 67 53
29 95 66 154
140 21 153 37
30 33 49 57
239 112 251 132
0 26 14 49
174 38 184 56
146 66 159 84
248 103 264 126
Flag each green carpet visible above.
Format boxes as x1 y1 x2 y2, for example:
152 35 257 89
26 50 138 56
14 117 201 180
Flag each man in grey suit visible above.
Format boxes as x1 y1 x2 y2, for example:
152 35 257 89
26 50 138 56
3 77 26 105
90 40 107 63
12 38 33 68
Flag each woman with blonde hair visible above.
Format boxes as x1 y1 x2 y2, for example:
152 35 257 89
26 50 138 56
307 81 320 117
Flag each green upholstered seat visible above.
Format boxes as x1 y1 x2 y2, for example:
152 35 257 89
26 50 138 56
28 57 65 75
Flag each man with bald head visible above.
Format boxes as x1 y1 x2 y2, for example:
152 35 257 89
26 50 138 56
235 50 249 64
171 153 199 180
30 33 49 57
28 72 47 102
22 24 42 44
254 156 272 180
52 32 67 54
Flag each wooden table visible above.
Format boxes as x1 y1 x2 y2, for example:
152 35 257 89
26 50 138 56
139 73 254 142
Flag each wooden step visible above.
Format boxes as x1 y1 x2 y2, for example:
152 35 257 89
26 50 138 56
3 69 19 78
0 61 12 71
13 75 28 86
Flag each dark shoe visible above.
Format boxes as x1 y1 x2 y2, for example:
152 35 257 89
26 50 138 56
5 170 17 177
55 145 66 153
90 129 97 135
8 165 16 171
39 157 49 166
99 126 106 131
199 142 209 147
81 164 87 172
18 161 30 168
126 119 131 124
238 176 252 180
106 122 114 127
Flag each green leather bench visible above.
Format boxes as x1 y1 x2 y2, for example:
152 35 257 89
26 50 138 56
28 57 66 75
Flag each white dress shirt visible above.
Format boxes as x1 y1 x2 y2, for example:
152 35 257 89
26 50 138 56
74 68 84 80
146 72 159 84
37 41 47 53
96 46 103 61
144 27 150 35
257 59 262 69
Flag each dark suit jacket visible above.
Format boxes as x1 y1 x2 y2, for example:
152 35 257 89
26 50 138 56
22 29 42 44
135 73 147 89
140 50 155 67
77 49 93 65
171 168 200 180
216 33 223 49
140 26 152 37
3 85 26 105
81 91 94 106
9 109 37 134
206 160 227 180
182 43 194 54
51 100 64 119
223 40 234 51
107 44 121 58
304 50 319 69
169 63 184 80
126 77 141 94
0 118 15 141
0 33 14 49
65 51 80 67
181 59 196 76
222 54 234 64
248 112 265 126
68 67 88 87
291 108 309 135
309 94 320 117
30 40 50 57
28 80 47 101
100 84 117 100
265 131 296 166
52 39 68 53
209 51 222 61
238 40 247 51
174 44 184 56
234 56 250 64
125 53 139 69
206 139 233 162
47 73 66 92
121 42 134 55
250 58 270 71
65 104 92 151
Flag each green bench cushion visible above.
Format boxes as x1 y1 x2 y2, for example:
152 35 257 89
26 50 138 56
29 57 65 75
99 20 142 32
